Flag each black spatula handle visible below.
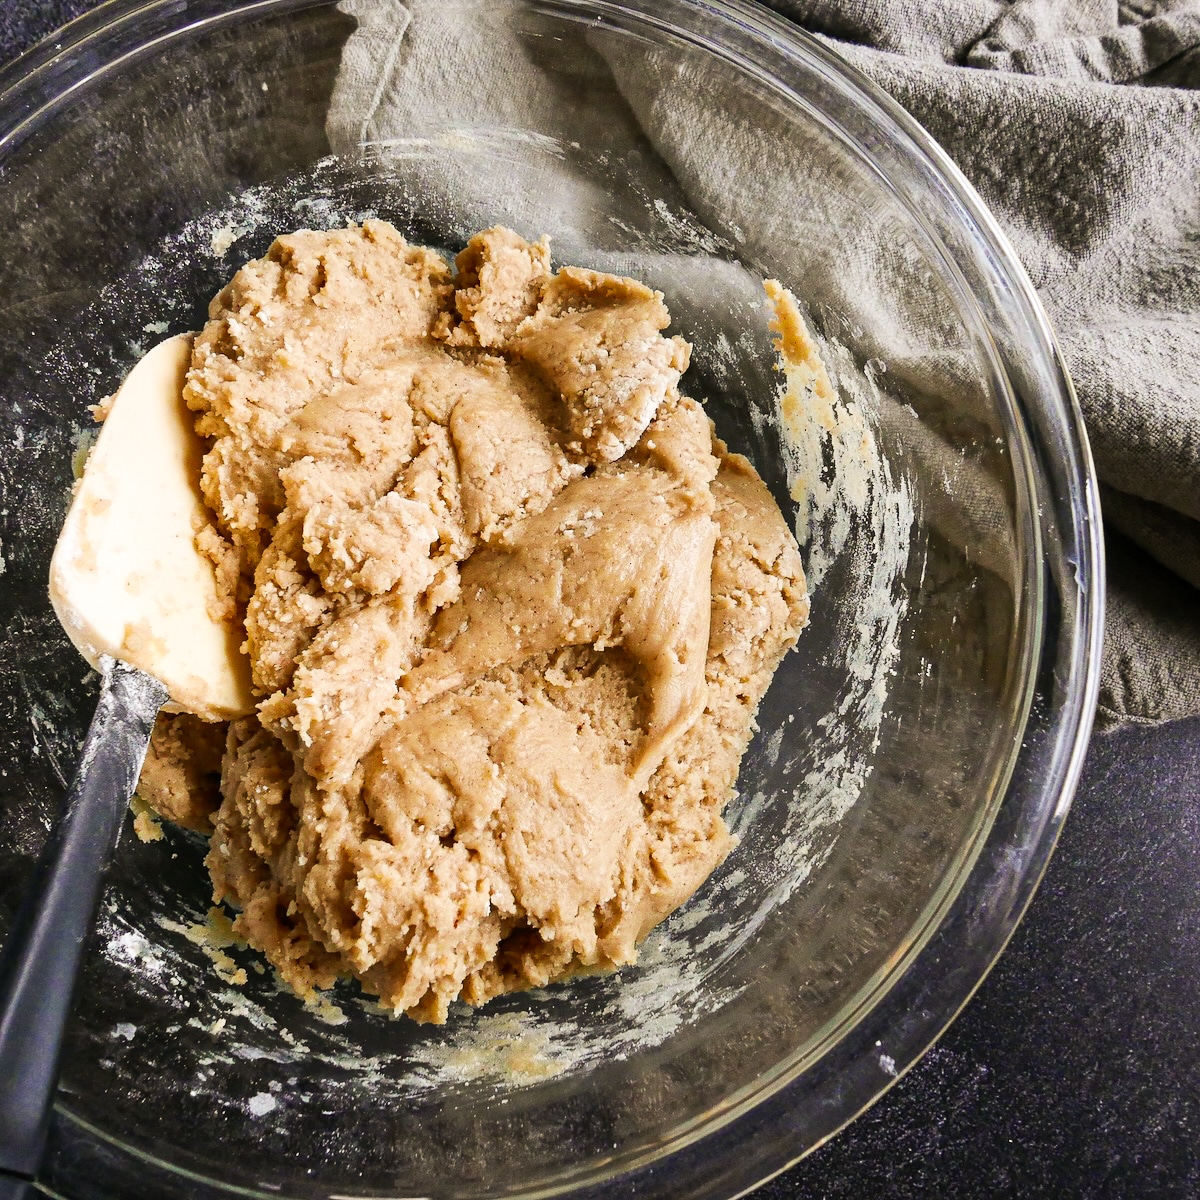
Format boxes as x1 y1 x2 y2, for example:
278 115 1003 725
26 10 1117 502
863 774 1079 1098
0 658 166 1190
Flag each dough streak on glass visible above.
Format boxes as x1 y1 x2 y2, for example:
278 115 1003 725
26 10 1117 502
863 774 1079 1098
135 222 810 1023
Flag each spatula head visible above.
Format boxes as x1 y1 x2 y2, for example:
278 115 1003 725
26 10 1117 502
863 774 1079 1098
49 335 254 722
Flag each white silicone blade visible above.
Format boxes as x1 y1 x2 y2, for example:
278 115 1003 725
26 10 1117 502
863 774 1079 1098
49 334 254 722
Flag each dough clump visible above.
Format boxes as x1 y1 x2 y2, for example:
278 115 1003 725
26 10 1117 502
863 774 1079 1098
141 221 808 1022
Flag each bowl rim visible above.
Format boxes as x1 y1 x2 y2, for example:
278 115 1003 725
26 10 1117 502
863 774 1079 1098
0 0 1104 1196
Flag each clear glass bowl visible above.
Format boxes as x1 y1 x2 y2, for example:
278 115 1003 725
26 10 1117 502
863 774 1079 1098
0 1 1102 1197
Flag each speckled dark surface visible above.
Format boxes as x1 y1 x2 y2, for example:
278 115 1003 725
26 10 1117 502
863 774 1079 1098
4 4 1199 1198
0 1 86 60
765 714 1200 1199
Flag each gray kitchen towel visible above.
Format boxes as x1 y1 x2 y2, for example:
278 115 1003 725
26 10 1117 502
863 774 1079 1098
779 0 1200 727
328 0 1200 728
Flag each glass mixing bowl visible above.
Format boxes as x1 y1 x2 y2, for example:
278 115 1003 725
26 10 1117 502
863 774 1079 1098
0 1 1102 1196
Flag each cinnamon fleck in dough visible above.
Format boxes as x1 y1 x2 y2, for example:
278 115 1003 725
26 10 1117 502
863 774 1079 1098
142 221 809 1023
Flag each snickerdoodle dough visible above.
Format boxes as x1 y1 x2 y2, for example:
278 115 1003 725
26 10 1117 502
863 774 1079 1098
137 221 809 1022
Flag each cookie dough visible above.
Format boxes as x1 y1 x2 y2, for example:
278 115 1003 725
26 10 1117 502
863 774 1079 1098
142 221 809 1022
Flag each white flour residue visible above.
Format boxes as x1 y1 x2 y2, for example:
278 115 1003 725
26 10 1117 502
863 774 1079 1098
100 916 181 1001
770 283 914 849
207 191 271 256
247 1092 277 1117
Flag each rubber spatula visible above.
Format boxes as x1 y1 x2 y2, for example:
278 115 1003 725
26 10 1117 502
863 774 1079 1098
0 336 254 1198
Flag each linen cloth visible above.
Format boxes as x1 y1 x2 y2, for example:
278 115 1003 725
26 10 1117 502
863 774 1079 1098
328 0 1200 727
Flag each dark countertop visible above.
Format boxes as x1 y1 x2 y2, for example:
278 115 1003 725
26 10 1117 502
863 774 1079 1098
769 714 1200 1199
4 4 1199 1198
